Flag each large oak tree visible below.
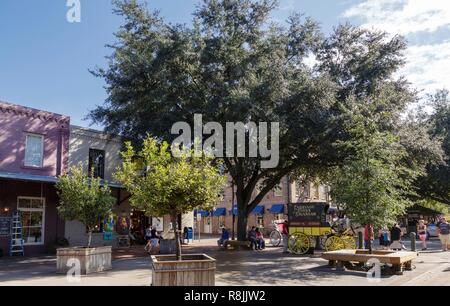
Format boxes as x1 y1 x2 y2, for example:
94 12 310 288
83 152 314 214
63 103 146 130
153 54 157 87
90 0 424 240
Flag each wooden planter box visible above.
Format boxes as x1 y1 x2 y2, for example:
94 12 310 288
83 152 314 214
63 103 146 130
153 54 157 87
56 246 112 275
151 254 216 286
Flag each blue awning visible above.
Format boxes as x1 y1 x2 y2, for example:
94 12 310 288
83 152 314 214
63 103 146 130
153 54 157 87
269 204 285 214
194 210 211 217
213 208 227 217
251 205 265 215
0 171 58 183
230 206 238 216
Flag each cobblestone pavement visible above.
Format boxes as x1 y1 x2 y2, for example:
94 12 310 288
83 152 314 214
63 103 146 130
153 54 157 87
0 237 448 286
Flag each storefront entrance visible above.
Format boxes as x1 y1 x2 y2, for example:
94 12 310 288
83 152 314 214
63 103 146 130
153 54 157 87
204 217 212 234
129 210 150 244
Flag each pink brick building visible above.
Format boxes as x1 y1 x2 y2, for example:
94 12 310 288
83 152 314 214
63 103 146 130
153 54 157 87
0 101 70 255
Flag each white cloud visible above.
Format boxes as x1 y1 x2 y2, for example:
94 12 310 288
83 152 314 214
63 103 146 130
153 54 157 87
342 0 450 94
303 52 318 69
401 41 450 94
343 0 450 35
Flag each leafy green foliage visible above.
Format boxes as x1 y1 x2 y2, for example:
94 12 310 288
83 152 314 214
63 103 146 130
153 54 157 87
329 109 420 232
414 90 450 205
89 0 429 239
115 137 227 217
114 137 227 257
56 165 115 247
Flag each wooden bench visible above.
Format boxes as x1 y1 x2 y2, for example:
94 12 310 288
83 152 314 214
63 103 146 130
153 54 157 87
322 249 418 275
222 240 253 250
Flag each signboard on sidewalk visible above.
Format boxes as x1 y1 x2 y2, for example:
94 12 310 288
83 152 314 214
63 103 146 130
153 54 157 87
0 217 11 236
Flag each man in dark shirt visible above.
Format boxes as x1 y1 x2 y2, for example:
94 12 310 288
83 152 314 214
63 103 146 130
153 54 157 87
217 228 230 248
247 227 258 250
391 225 402 241
390 223 405 250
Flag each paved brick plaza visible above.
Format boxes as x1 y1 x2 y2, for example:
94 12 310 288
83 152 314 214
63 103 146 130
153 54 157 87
0 237 448 286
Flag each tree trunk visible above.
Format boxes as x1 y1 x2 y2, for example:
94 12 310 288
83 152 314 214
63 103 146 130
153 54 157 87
231 182 235 240
87 230 92 248
368 226 373 254
237 207 249 241
171 213 182 260
368 237 373 254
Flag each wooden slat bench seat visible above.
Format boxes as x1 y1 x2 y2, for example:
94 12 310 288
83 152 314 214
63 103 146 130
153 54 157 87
322 249 418 275
222 240 253 250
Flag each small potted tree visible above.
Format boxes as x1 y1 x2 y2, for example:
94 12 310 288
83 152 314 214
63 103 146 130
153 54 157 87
115 138 226 286
55 165 115 274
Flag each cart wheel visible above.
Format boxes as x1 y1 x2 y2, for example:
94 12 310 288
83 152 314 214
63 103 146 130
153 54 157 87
269 230 282 247
342 235 356 249
325 235 346 251
288 232 311 255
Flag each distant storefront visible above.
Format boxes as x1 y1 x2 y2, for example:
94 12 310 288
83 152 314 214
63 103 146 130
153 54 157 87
0 101 70 256
401 205 443 234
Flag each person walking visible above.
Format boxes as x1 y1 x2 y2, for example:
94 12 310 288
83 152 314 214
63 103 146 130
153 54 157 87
378 227 390 250
417 220 428 251
280 220 289 254
147 227 161 255
437 218 450 252
364 225 374 249
144 225 152 252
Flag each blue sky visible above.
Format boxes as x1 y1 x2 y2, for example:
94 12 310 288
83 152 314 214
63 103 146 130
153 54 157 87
1 0 449 128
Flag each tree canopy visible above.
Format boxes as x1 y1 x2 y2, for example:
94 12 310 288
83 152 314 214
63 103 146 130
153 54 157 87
114 137 227 258
414 90 450 206
56 165 115 247
89 0 438 239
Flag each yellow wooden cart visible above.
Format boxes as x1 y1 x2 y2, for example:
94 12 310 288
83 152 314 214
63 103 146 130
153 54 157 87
287 203 356 255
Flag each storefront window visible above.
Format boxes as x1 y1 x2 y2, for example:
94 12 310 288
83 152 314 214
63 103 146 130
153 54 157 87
295 180 310 198
17 197 45 245
90 218 104 233
313 184 320 199
256 215 264 228
219 216 225 228
24 134 44 167
273 184 283 197
275 213 284 221
88 149 105 179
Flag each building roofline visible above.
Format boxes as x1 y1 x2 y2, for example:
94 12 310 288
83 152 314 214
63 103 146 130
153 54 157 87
0 100 70 124
70 125 123 142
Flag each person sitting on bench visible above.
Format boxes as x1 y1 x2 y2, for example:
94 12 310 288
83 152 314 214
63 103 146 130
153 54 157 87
248 227 258 250
255 228 265 250
217 228 230 248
